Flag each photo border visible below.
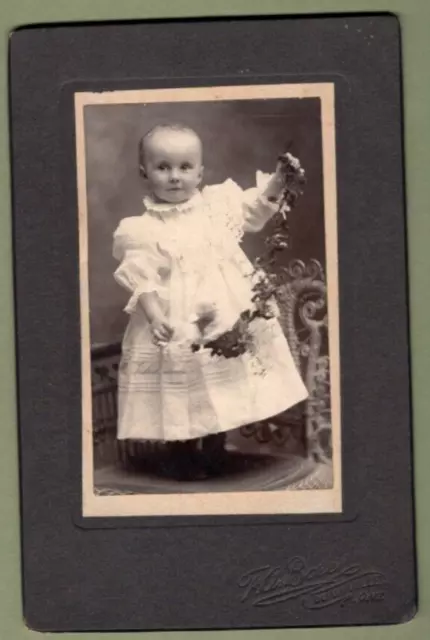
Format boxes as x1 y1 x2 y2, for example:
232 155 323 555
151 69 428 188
74 82 342 518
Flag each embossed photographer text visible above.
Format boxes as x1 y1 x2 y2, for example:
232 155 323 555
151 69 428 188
238 557 386 609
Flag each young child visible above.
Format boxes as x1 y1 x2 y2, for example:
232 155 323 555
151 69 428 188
113 123 308 479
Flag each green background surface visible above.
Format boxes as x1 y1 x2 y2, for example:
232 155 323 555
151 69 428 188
0 1 427 638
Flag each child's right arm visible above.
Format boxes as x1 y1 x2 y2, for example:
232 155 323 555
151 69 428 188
112 217 173 344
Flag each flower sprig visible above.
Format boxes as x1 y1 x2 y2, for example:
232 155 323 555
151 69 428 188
191 151 306 359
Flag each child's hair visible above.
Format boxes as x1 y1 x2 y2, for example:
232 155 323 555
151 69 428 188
138 123 202 173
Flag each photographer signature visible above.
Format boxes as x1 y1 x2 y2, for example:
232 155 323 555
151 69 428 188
238 557 386 609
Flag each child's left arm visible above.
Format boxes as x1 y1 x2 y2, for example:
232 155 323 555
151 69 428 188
242 160 286 233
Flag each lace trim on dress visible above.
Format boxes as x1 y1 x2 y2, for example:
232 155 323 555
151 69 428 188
142 190 202 215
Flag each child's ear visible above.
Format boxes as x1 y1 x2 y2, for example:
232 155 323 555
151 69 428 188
139 164 147 179
198 165 204 183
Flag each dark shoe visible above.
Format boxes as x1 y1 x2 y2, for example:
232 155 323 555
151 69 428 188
200 433 228 477
161 440 205 481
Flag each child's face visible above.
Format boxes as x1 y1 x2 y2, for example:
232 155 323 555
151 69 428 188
142 130 203 203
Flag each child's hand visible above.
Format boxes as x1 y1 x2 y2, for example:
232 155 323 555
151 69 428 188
151 318 174 345
269 152 305 213
263 170 285 204
263 154 301 204
274 160 287 181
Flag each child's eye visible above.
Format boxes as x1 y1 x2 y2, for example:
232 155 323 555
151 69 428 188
157 163 169 171
181 163 193 171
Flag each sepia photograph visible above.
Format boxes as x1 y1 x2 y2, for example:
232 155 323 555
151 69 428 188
75 83 341 517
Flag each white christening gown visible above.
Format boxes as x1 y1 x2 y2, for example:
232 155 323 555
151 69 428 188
113 173 308 441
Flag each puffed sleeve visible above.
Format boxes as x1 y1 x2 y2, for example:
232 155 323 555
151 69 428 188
112 217 170 314
242 170 282 232
207 171 281 236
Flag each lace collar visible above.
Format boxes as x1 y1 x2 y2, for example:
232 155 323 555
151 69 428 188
143 190 202 215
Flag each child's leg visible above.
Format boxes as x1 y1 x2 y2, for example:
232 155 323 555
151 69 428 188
162 438 204 481
199 432 228 476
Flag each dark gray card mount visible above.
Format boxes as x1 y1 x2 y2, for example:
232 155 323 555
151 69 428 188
9 15 415 632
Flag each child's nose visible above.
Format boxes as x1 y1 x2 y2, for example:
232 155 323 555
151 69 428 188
169 170 180 182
